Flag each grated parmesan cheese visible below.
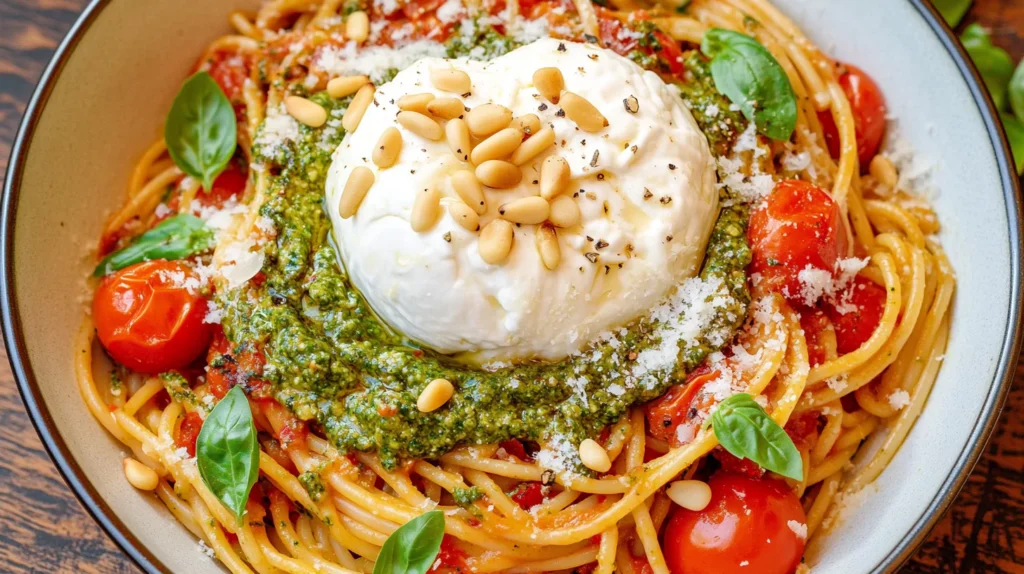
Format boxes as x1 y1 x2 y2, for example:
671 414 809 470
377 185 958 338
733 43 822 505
887 389 911 410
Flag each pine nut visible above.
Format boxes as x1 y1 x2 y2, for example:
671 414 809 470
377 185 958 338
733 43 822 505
446 118 472 162
411 187 441 232
466 103 513 137
448 202 480 232
560 91 608 132
427 97 465 120
511 114 541 135
452 170 486 215
397 92 435 114
397 111 443 141
476 160 522 188
499 196 549 224
417 378 455 412
339 166 374 219
346 11 369 43
431 68 472 94
548 195 580 228
342 84 375 132
327 75 370 98
479 219 514 264
536 223 560 270
372 127 402 168
869 155 898 188
540 155 571 200
533 67 564 103
666 480 713 511
579 439 611 473
510 127 555 166
471 127 523 165
284 96 328 128
123 458 159 491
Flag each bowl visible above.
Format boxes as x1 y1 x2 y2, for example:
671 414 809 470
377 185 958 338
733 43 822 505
3 0 1021 572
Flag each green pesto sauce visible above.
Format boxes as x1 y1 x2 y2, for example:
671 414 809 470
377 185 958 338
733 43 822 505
220 36 752 472
298 471 326 501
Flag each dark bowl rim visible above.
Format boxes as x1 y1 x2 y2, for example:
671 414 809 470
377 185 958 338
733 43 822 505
2 0 1021 573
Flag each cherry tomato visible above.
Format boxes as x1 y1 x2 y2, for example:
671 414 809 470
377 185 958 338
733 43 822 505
205 327 271 399
202 50 250 102
93 260 213 374
664 474 807 574
818 64 888 168
509 482 547 509
498 439 530 461
429 536 467 572
645 368 720 446
747 180 849 304
175 411 204 457
799 307 831 367
823 276 888 355
712 448 765 479
597 9 684 77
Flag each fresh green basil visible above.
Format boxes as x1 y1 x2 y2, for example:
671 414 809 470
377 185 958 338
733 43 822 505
700 28 797 141
197 386 259 523
1009 60 1024 123
1002 113 1024 175
933 0 972 28
93 214 214 276
961 24 1014 110
373 510 445 574
704 393 803 480
164 71 237 191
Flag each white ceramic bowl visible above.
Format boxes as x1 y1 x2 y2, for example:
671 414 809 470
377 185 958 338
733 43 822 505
3 0 1021 572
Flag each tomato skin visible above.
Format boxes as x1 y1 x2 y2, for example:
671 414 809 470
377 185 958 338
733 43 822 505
747 180 849 304
645 368 719 446
93 261 213 374
175 411 204 457
818 64 887 168
664 474 807 574
823 276 888 355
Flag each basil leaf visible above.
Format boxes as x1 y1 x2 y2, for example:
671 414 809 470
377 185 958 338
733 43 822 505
1009 60 1024 123
373 510 445 574
164 71 237 191
700 28 797 141
961 24 1014 110
1001 113 1024 175
93 214 214 276
708 393 803 480
197 386 259 523
933 0 972 27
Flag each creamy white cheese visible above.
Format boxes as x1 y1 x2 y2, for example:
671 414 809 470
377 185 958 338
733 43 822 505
326 38 718 362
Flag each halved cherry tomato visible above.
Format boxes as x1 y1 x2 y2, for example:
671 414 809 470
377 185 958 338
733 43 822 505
664 473 807 574
645 367 720 446
818 64 888 168
93 260 213 374
823 276 888 355
175 411 204 457
747 180 849 304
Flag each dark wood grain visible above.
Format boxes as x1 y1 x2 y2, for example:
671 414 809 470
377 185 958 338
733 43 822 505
0 1 1022 572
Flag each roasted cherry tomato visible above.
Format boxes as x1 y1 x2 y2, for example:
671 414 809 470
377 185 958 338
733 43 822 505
748 180 849 304
93 260 213 374
818 64 888 168
645 367 720 446
664 474 807 574
175 411 204 457
597 9 684 77
823 276 888 355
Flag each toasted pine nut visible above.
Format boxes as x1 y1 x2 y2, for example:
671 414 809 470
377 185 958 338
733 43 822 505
346 11 369 43
431 68 472 94
533 67 564 103
479 219 514 264
499 196 549 224
452 170 486 215
446 118 472 162
397 111 443 141
397 92 435 114
417 378 455 412
548 195 580 228
466 103 513 137
666 480 713 511
623 95 639 114
560 91 608 132
510 127 555 166
579 439 611 473
327 75 370 98
476 160 522 189
339 166 374 219
869 155 898 188
372 127 402 168
411 187 441 232
540 155 571 200
342 84 375 132
284 96 328 128
448 202 480 232
536 223 560 270
427 97 465 120
511 114 541 135
471 127 523 165
123 458 159 491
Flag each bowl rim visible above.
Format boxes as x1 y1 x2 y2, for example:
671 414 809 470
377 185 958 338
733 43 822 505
2 0 1021 572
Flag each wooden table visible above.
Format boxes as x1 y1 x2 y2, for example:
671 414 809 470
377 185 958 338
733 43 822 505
1 0 1023 572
